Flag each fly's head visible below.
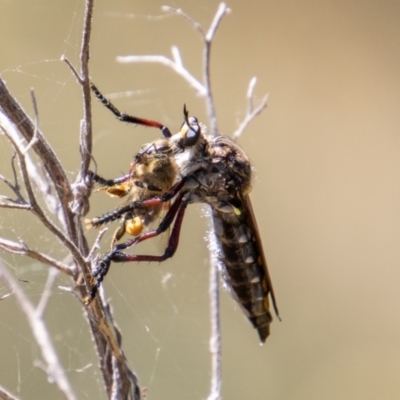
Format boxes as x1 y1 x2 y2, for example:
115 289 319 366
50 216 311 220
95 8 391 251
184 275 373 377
168 105 209 177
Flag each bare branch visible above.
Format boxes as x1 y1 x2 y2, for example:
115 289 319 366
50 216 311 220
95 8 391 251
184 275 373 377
117 51 206 96
2 127 88 268
1 126 62 217
0 199 30 209
22 89 40 154
0 78 78 241
35 267 59 318
0 150 27 205
0 291 14 301
202 3 230 137
207 220 222 400
62 2 141 398
205 3 231 42
117 3 231 137
86 227 108 262
76 0 94 188
161 6 205 36
0 237 73 276
0 384 19 400
61 56 83 84
232 77 268 141
0 261 77 400
61 0 93 219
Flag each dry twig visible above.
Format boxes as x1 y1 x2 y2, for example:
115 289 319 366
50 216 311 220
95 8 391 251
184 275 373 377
0 0 140 399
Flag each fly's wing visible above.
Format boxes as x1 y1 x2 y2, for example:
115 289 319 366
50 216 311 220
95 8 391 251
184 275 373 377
243 194 280 319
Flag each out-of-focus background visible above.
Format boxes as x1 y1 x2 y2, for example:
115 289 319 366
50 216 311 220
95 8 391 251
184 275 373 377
1 1 400 399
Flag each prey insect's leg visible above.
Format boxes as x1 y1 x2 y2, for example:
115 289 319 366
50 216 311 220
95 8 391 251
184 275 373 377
88 170 132 188
87 179 185 228
88 194 187 301
90 82 172 138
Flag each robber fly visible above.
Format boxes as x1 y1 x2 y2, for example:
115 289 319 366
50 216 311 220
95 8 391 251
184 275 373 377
86 82 279 343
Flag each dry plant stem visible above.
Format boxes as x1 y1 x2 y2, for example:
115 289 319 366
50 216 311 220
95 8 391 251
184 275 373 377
35 267 59 318
232 77 268 141
164 6 228 398
22 89 39 154
0 200 29 209
86 227 108 261
160 3 230 136
76 0 93 178
62 0 93 218
0 0 140 398
207 220 222 400
203 2 230 137
167 6 229 398
0 292 14 301
117 3 231 135
0 122 62 219
0 98 135 398
117 50 206 96
2 127 87 268
62 1 141 398
0 158 28 208
0 155 30 208
0 154 23 197
0 79 78 243
0 261 77 400
0 384 19 400
0 238 73 276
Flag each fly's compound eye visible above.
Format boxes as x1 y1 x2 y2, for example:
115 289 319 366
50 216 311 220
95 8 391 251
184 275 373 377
180 116 201 147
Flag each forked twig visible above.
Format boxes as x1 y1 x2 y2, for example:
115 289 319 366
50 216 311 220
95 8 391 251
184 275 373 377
1 126 87 267
0 0 140 398
118 50 206 96
0 238 73 276
117 2 231 137
232 77 269 141
0 261 77 400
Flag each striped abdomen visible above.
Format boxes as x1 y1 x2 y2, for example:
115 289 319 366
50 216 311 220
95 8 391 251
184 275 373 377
211 196 277 343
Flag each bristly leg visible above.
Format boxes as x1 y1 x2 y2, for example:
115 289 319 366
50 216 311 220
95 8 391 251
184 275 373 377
90 82 172 138
87 194 187 302
85 179 186 229
88 170 133 188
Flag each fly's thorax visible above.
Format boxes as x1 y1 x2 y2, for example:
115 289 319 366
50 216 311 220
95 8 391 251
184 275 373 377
203 135 253 197
176 134 253 208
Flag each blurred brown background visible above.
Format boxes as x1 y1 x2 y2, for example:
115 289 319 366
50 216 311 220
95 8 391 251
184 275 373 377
1 1 400 399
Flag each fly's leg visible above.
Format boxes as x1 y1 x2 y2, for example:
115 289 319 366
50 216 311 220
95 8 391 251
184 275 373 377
86 194 187 302
85 179 185 229
90 82 172 138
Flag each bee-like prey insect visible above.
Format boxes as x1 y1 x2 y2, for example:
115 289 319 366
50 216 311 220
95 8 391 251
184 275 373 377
86 82 279 343
85 139 177 248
